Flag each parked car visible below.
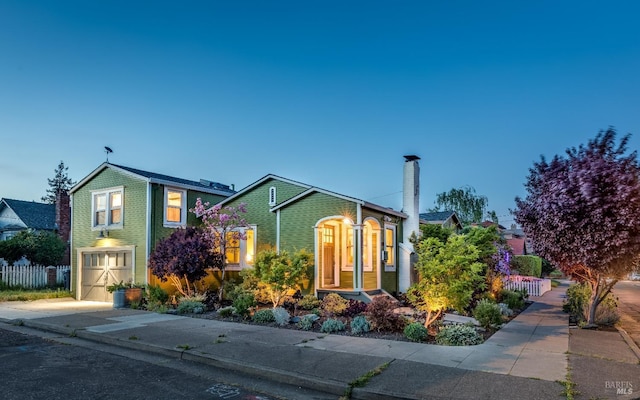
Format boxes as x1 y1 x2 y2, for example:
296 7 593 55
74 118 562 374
628 272 640 281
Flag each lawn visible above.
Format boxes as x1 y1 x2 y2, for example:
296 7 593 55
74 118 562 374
0 287 72 302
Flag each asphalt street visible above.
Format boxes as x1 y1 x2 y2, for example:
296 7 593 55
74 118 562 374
0 326 334 400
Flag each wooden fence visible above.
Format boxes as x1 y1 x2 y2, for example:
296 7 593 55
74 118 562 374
0 264 70 288
503 274 552 297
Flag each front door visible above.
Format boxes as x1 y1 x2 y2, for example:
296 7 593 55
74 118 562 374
322 226 336 286
81 249 133 301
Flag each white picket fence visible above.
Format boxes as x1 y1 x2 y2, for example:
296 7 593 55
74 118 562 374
0 264 70 288
503 275 551 297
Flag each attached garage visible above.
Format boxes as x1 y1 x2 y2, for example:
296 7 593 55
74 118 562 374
78 246 135 301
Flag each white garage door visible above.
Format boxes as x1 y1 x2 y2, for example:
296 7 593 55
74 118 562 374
81 249 133 301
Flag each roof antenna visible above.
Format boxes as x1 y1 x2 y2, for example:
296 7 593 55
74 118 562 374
104 146 113 162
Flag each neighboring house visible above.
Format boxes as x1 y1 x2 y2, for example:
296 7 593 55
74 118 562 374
217 155 423 301
69 163 235 302
419 210 463 231
0 198 57 241
502 224 533 256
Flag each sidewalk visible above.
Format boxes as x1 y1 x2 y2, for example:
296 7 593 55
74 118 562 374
0 283 637 399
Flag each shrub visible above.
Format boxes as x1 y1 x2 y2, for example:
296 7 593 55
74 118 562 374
497 303 513 317
473 299 503 329
364 296 405 332
343 299 368 318
252 309 275 323
246 249 313 307
297 314 319 331
147 284 169 305
272 307 291 326
595 295 620 326
511 255 542 277
232 292 256 317
436 324 484 346
298 294 321 310
350 315 370 335
218 306 235 318
563 282 591 323
404 322 428 342
177 300 205 314
500 289 525 310
321 293 349 317
320 318 346 333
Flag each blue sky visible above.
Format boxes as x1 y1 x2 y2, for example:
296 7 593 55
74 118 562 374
1 1 638 227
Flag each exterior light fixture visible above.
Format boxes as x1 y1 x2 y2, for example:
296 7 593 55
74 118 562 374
97 229 109 239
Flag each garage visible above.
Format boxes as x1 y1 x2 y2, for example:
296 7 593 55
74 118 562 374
79 247 134 301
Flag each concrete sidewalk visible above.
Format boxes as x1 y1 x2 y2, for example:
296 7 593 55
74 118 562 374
0 282 634 399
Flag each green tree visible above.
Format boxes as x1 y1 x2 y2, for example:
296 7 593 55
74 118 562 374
246 249 313 308
0 230 66 265
514 128 640 327
406 235 485 327
41 161 75 204
429 186 495 225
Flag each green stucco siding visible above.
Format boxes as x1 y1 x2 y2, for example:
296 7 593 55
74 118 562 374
224 178 308 252
279 192 356 253
71 168 148 290
148 185 227 250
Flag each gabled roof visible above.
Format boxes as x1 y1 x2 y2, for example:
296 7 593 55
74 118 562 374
507 237 527 255
419 210 457 223
220 174 407 219
0 198 56 231
70 163 236 196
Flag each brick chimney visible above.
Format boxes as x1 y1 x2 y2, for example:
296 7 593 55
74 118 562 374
56 190 71 265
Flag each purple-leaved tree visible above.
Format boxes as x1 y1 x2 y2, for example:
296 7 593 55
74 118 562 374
148 226 222 296
514 128 640 326
191 198 249 301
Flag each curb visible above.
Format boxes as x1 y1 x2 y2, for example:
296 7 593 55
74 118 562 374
615 325 640 362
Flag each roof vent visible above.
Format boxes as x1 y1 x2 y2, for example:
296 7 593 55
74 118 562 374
404 155 420 162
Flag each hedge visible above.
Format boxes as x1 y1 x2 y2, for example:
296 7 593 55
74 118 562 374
512 255 542 277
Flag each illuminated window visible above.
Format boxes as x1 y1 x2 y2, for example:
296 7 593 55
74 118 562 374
384 225 396 272
164 187 186 227
225 227 256 270
92 187 124 229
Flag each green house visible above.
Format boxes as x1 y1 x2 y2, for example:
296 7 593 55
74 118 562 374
69 162 235 301
219 155 423 301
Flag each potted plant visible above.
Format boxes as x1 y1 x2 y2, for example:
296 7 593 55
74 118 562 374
106 281 128 308
125 283 145 306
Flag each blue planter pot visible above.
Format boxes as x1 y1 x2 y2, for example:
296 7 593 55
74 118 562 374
113 289 126 309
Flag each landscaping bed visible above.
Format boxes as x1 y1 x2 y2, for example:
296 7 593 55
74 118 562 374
182 295 532 345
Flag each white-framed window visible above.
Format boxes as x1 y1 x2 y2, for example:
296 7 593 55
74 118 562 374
164 187 186 227
225 226 256 271
384 224 396 272
362 223 375 272
91 187 124 229
268 186 276 206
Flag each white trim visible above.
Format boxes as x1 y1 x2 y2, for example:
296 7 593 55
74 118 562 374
163 186 187 228
145 183 151 285
384 223 397 272
276 209 281 252
223 226 257 271
268 186 276 206
90 186 124 230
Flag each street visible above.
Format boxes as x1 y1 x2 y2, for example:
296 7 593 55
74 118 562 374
613 279 640 349
0 326 334 400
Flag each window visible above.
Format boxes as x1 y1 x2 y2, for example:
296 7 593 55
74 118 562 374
268 186 276 206
164 188 186 227
384 225 396 272
225 227 256 270
92 187 124 229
